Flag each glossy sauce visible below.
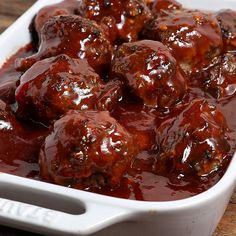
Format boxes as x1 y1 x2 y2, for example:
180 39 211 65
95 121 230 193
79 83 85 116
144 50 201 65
0 46 48 179
95 93 235 201
0 45 235 201
0 0 235 201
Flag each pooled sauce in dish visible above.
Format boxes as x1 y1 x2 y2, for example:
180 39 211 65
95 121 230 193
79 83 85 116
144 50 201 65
0 0 235 201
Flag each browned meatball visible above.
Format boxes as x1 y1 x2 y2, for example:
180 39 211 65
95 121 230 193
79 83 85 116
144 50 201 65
142 10 223 75
155 99 231 177
34 0 81 35
216 9 236 51
16 15 112 75
77 0 151 44
39 110 137 188
111 40 188 109
149 0 182 16
15 54 123 125
200 51 236 99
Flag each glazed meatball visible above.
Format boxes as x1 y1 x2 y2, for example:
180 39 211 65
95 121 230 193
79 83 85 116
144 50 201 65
33 0 81 36
200 51 236 99
149 0 182 16
142 10 223 74
16 15 112 75
111 40 188 109
15 54 123 124
39 110 137 188
216 9 236 51
155 99 231 177
77 0 151 44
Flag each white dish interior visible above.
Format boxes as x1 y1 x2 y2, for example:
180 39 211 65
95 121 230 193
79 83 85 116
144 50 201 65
0 0 235 235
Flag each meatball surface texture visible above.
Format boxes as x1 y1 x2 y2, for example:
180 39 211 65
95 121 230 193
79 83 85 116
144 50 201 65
111 40 188 109
155 99 231 176
77 0 151 44
15 55 122 124
39 110 137 188
200 51 236 99
142 10 223 74
33 0 81 35
16 15 112 75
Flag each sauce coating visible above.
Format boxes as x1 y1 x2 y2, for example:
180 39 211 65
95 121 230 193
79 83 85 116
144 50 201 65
0 0 235 201
16 54 122 124
16 15 112 76
111 40 188 109
39 110 137 189
142 9 223 75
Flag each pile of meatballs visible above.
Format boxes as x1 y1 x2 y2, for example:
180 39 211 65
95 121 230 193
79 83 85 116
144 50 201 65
1 0 236 190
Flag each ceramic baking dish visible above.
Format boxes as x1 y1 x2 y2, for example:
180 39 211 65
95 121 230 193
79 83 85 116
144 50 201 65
0 0 236 235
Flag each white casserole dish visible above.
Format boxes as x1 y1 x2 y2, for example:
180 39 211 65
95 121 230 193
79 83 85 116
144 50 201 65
0 0 236 235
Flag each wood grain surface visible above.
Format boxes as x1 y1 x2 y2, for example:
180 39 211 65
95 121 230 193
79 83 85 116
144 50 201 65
0 1 235 236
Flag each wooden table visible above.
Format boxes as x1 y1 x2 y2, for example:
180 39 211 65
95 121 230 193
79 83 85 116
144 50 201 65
0 1 235 235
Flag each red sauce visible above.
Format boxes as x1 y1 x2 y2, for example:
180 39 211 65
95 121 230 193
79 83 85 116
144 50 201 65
0 46 235 201
0 0 235 201
0 46 48 179
0 44 34 104
107 90 235 201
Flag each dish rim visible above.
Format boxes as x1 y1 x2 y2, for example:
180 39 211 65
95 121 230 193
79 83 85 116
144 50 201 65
0 0 235 212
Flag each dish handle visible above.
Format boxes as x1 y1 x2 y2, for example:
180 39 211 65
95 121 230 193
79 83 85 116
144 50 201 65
0 174 133 235
0 196 132 235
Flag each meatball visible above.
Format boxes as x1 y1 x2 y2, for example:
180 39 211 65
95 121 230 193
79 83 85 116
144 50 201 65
155 99 231 176
216 9 236 51
15 54 123 125
149 0 182 16
200 51 236 99
33 0 81 36
16 15 112 75
142 10 223 74
77 0 151 44
39 110 137 188
111 40 188 109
